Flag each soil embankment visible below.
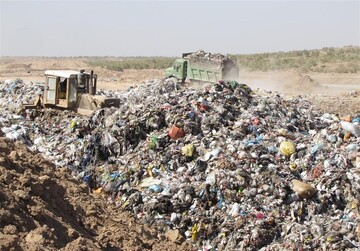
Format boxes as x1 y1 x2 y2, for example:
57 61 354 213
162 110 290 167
0 136 191 251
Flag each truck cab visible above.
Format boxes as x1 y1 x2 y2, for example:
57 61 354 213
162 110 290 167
165 59 188 81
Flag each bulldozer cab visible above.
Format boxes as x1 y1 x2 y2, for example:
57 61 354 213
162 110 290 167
44 70 97 109
23 69 120 116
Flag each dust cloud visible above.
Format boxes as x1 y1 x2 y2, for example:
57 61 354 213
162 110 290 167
239 70 359 96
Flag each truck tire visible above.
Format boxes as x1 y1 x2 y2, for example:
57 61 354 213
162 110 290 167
167 77 179 83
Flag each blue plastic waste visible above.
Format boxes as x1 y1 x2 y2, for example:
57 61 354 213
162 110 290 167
311 143 323 155
148 184 163 193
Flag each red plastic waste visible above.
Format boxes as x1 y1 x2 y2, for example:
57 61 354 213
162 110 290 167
168 126 185 140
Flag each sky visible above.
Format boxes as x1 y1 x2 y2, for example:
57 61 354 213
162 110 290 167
0 0 359 56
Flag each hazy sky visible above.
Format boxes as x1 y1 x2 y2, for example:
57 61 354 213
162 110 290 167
0 0 359 56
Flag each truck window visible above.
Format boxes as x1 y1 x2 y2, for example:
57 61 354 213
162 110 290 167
78 77 85 89
69 78 77 102
47 77 57 103
58 77 67 99
69 78 77 87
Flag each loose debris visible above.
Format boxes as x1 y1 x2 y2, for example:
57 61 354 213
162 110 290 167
1 78 360 250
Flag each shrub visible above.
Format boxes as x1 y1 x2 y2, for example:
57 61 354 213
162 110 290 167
86 57 175 71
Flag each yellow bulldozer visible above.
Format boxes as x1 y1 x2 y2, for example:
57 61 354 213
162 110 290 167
23 70 120 115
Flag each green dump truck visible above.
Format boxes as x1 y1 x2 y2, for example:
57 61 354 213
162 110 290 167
165 51 239 84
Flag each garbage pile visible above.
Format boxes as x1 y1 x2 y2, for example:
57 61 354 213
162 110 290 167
0 79 44 111
1 78 360 250
185 50 231 65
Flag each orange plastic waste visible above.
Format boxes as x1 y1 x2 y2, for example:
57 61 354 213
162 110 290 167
344 131 351 142
93 187 103 194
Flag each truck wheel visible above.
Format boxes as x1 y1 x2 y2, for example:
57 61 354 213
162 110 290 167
167 77 179 83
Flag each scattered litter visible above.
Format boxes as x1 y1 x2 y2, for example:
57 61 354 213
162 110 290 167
1 77 359 250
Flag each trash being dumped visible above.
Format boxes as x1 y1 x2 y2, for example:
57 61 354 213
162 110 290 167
165 50 239 85
1 77 360 250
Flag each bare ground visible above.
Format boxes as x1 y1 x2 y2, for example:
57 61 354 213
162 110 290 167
239 70 360 115
0 57 164 91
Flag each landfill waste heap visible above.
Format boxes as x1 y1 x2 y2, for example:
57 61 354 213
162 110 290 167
0 135 191 251
1 78 360 250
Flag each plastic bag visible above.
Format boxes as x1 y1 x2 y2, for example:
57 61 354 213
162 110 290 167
341 121 360 137
103 132 118 146
139 177 162 188
279 141 296 157
182 144 195 157
148 184 163 193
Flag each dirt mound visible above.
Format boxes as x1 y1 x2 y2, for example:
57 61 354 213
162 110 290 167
282 72 320 93
0 137 191 251
299 74 320 86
